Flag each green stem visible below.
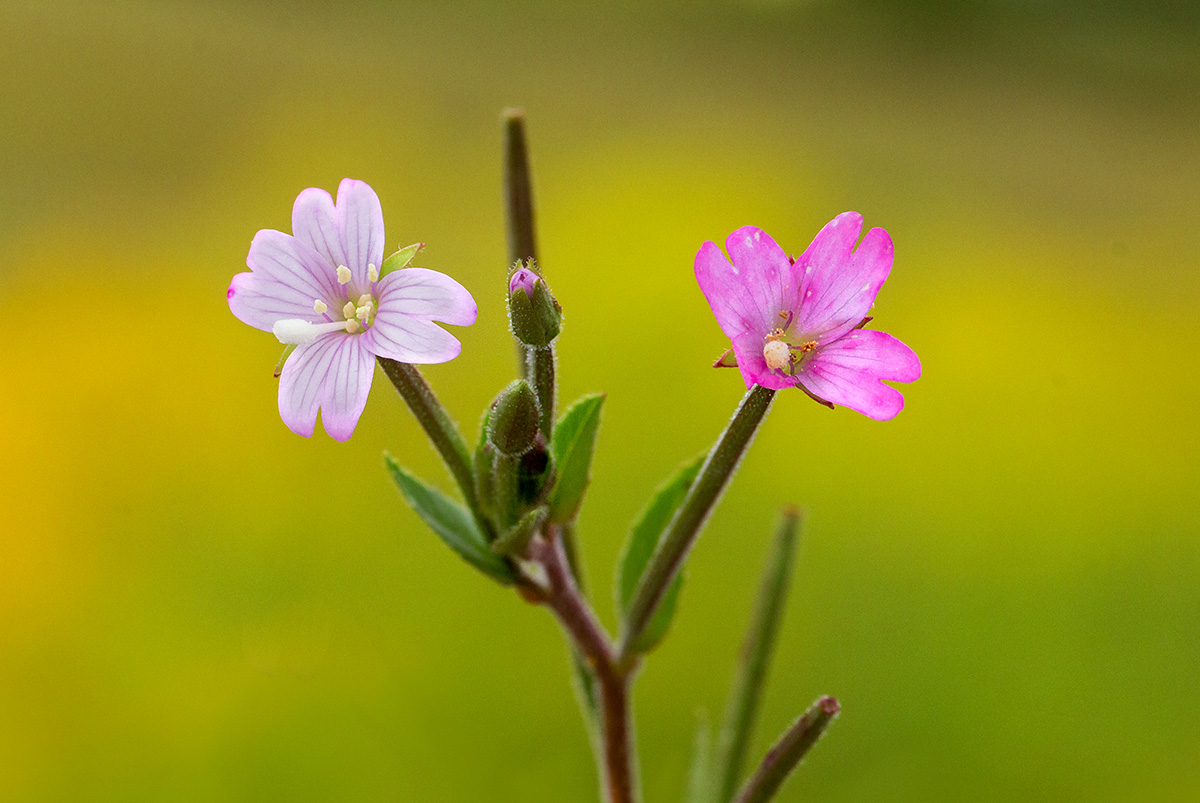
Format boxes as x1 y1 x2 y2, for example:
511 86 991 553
528 345 556 438
715 507 804 802
377 358 486 534
617 384 776 661
732 698 839 803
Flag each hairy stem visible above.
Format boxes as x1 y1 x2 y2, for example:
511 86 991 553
528 345 556 438
618 385 776 659
533 532 638 803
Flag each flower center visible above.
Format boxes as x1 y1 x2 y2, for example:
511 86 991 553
272 264 379 345
761 312 818 375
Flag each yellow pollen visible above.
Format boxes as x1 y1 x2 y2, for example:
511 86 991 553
342 301 356 319
763 340 791 371
313 299 328 314
345 319 362 334
336 265 352 285
367 264 379 282
799 340 818 354
357 293 373 306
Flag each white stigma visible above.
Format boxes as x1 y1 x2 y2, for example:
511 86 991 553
763 340 791 371
313 299 328 314
367 263 379 282
336 265 352 285
273 318 354 345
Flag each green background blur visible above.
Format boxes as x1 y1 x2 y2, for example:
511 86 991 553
2 1 1197 800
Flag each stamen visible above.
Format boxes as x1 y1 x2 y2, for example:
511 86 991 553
313 299 328 314
336 265 352 285
356 293 373 306
342 301 356 320
367 263 379 282
345 319 362 334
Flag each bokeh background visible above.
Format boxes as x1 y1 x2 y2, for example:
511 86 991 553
2 1 1197 800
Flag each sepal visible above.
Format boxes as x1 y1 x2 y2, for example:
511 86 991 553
713 348 738 368
380 242 425 276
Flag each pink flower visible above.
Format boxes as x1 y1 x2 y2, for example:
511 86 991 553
695 213 920 420
227 179 477 440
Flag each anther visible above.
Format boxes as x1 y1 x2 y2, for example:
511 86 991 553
367 263 379 282
336 266 352 285
342 301 356 319
313 299 328 314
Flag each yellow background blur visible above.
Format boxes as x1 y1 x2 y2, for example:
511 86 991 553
2 1 1197 800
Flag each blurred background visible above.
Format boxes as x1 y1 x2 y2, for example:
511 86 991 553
1 0 1197 800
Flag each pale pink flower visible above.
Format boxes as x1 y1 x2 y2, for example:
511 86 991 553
227 179 476 440
695 214 920 420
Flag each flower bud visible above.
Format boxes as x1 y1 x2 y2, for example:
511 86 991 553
488 380 541 457
507 263 562 347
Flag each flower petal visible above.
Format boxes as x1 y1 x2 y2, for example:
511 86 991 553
795 212 893 344
229 230 342 331
795 329 920 421
292 186 348 273
334 179 385 296
696 241 750 339
730 330 800 391
360 268 476 364
277 333 375 441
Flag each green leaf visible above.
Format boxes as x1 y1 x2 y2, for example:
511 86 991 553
615 453 705 653
491 505 547 556
685 711 715 803
547 394 605 523
385 455 515 584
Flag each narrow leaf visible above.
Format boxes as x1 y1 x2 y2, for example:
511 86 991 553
385 455 515 584
615 453 705 653
733 697 840 803
547 393 605 523
491 505 547 556
715 507 805 802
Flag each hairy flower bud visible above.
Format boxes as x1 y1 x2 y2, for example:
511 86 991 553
488 380 541 457
507 262 562 347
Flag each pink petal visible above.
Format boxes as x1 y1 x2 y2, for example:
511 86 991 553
277 333 375 441
730 330 800 391
292 187 348 273
795 329 920 421
695 240 751 340
229 230 342 331
334 179 385 296
795 212 893 344
724 226 798 332
360 268 476 364
695 227 798 342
